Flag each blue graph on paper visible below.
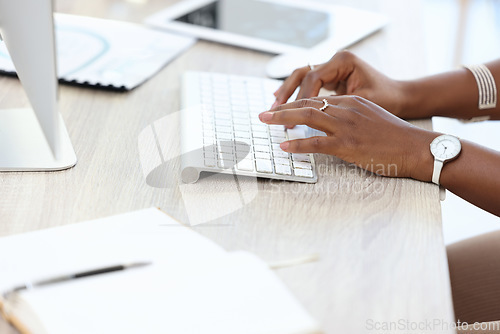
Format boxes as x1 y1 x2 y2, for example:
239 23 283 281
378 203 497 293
0 26 110 77
0 14 196 90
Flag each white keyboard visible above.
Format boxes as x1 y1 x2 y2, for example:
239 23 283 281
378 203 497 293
179 71 318 184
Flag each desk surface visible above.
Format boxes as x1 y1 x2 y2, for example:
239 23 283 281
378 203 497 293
0 0 455 333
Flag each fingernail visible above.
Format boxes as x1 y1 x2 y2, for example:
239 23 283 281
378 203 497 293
259 112 273 122
280 141 290 151
271 100 278 109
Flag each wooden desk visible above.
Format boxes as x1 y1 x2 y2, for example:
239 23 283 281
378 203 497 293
0 0 456 333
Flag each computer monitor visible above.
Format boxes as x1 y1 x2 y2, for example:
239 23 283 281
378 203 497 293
0 0 76 171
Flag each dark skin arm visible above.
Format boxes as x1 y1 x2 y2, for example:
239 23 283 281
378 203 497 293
402 62 500 120
262 51 500 217
273 51 500 120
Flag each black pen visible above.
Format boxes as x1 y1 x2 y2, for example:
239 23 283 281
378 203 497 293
4 261 152 297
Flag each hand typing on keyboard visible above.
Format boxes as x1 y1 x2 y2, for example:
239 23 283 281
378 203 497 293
259 95 436 180
180 72 318 183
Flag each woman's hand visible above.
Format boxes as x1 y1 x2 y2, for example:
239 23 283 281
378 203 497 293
272 51 411 119
260 95 437 181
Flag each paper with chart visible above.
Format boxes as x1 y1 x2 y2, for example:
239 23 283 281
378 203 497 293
0 14 196 90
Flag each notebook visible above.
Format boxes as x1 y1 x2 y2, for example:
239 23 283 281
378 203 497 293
0 14 196 90
0 208 320 334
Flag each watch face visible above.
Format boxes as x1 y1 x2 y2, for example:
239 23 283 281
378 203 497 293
430 134 462 161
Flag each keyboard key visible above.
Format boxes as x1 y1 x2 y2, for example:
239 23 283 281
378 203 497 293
211 74 229 82
236 159 255 171
286 127 306 140
275 164 292 176
269 125 285 131
203 130 214 138
294 168 314 178
269 130 286 139
253 131 269 139
230 89 246 96
234 124 250 131
231 103 248 110
214 101 231 109
233 117 250 125
292 161 312 170
251 117 263 125
271 137 285 144
254 152 271 160
214 112 231 120
216 132 232 140
231 105 248 112
217 139 234 147
212 85 229 93
218 146 234 154
236 151 251 159
252 124 268 132
215 119 232 127
274 158 290 166
253 138 269 146
218 159 236 169
272 150 289 158
216 125 232 133
292 153 311 162
215 106 231 113
231 94 247 101
255 159 273 173
247 93 264 101
204 158 217 167
234 130 250 138
234 138 251 145
271 143 282 151
235 143 251 152
203 137 215 145
204 150 217 159
233 118 250 125
218 152 234 161
254 145 270 153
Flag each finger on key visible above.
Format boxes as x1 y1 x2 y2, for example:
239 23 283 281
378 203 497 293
273 66 310 106
280 136 334 154
259 108 334 135
296 66 326 100
269 98 325 112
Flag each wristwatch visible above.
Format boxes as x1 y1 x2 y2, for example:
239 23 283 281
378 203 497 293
430 134 462 185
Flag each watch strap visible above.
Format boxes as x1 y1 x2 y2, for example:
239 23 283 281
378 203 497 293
439 186 446 201
432 159 444 185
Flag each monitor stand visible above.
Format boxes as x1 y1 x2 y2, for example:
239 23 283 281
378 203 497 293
0 0 77 171
0 108 76 171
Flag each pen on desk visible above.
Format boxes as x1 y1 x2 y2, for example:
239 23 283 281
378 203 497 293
4 261 152 297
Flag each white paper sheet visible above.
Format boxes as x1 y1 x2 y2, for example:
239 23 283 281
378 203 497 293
0 208 319 334
0 208 225 293
21 252 318 334
0 14 196 90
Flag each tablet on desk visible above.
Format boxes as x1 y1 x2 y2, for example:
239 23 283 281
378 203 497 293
145 0 387 57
